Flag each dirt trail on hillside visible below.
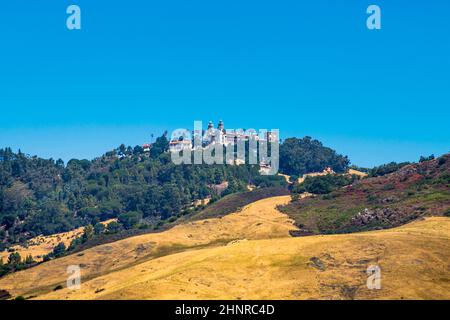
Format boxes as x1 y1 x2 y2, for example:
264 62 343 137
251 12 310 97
0 196 296 298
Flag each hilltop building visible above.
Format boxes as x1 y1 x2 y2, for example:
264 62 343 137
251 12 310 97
168 120 278 152
142 144 151 153
168 121 279 173
197 120 278 148
169 139 192 152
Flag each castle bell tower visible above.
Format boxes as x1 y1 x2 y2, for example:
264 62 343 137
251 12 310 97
218 120 224 132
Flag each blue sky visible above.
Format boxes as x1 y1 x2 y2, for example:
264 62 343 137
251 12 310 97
0 0 449 167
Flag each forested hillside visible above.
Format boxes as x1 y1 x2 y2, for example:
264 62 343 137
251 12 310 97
0 146 259 250
0 135 349 250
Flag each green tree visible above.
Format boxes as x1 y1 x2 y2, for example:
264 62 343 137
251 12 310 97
106 221 122 234
24 254 35 265
150 132 169 158
369 162 410 177
81 225 94 242
419 154 435 163
7 252 21 265
0 257 8 277
52 242 66 257
293 174 355 195
93 222 105 235
118 211 142 229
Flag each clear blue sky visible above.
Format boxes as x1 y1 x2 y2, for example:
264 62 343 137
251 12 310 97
0 0 449 167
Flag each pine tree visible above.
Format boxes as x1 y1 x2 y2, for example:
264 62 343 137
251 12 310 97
25 254 35 265
81 225 94 243
52 243 66 257
7 252 21 265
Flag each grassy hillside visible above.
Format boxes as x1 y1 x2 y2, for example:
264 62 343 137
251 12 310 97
279 154 450 235
186 187 289 221
43 217 450 300
1 195 449 300
0 196 296 299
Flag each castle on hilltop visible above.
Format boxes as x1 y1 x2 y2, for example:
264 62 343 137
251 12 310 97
168 120 278 153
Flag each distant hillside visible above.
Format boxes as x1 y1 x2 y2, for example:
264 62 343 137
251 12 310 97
279 154 450 235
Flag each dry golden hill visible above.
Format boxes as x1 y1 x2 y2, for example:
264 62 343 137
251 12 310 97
1 196 449 300
37 216 450 300
0 196 295 298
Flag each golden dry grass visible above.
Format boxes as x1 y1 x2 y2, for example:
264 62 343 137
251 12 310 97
0 219 116 263
0 228 84 263
0 196 295 298
347 169 368 178
1 196 449 300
